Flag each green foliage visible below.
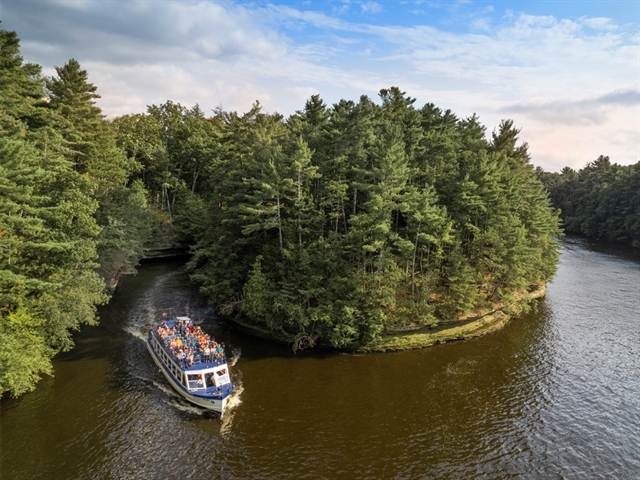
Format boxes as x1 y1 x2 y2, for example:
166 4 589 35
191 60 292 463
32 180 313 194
0 119 106 396
0 29 148 397
0 308 53 397
45 59 150 277
155 89 563 349
0 29 47 138
242 256 277 329
539 156 639 247
1 23 563 380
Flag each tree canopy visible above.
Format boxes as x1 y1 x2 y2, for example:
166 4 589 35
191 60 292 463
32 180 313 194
538 157 640 248
158 88 563 349
0 30 149 397
1 28 565 397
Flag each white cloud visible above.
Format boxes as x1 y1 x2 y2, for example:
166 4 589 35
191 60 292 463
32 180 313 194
502 90 639 126
3 1 638 170
580 16 618 31
284 86 321 105
344 13 637 169
8 1 290 66
522 109 639 172
360 2 383 14
471 17 491 31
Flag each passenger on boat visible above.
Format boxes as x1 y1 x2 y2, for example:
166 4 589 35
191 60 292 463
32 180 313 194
203 345 211 362
154 318 228 366
158 326 170 340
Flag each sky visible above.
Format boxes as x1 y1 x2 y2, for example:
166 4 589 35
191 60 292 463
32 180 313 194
2 0 639 171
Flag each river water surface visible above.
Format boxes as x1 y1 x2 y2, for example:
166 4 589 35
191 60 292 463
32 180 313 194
2 236 639 479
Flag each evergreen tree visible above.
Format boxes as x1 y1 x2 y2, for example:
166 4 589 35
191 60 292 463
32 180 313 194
182 88 563 349
0 29 47 137
45 59 149 286
540 157 640 247
0 100 105 397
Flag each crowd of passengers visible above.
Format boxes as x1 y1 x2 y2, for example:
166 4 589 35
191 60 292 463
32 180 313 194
155 319 226 367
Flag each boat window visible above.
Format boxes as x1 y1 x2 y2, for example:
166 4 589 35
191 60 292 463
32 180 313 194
187 373 204 390
215 368 230 386
205 373 215 388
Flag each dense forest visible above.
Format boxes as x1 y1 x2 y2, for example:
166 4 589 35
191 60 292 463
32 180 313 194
0 30 150 396
538 157 640 248
1 28 563 397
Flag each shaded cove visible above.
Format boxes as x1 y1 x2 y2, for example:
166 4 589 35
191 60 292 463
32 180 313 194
2 236 639 479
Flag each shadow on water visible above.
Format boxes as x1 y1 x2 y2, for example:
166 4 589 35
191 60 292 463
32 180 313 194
561 233 640 262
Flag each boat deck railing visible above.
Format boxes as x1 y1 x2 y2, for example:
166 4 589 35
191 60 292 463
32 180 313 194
151 328 228 370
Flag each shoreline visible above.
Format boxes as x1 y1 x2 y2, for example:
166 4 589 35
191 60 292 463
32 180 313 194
225 283 547 353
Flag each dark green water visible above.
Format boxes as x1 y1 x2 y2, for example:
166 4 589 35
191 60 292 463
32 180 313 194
2 237 639 479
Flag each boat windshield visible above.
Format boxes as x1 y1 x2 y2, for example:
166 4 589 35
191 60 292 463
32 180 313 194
187 373 205 390
214 368 230 386
199 367 231 387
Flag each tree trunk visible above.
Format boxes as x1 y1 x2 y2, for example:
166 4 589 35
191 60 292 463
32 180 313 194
297 170 302 247
352 187 358 215
411 222 421 299
276 191 283 250
192 170 199 193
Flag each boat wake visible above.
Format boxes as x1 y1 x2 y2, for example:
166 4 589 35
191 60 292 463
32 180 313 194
219 379 243 434
123 323 148 343
165 398 209 416
117 267 242 420
149 380 210 416
220 410 235 435
151 380 181 399
226 382 244 411
228 348 241 367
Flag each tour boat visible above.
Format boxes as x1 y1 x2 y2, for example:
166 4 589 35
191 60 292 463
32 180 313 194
146 316 234 414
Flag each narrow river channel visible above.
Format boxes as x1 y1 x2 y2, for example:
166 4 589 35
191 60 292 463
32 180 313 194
2 236 639 479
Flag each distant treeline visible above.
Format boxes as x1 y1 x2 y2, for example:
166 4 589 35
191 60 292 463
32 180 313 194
1 27 562 397
538 157 640 248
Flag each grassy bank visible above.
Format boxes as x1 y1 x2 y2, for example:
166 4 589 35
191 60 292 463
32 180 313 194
225 283 547 353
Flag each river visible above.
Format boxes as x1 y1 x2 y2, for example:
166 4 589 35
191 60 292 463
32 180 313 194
2 236 639 479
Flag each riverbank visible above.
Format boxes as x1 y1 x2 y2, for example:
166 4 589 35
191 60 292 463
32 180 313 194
226 283 547 353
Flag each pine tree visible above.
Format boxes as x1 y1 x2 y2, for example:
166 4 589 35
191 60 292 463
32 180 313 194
0 29 46 138
46 59 149 286
0 126 105 397
178 88 564 349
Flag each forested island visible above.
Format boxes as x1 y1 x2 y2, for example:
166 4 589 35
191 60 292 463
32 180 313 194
0 28 568 397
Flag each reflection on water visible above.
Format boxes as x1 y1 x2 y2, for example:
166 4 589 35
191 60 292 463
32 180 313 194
2 238 639 479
